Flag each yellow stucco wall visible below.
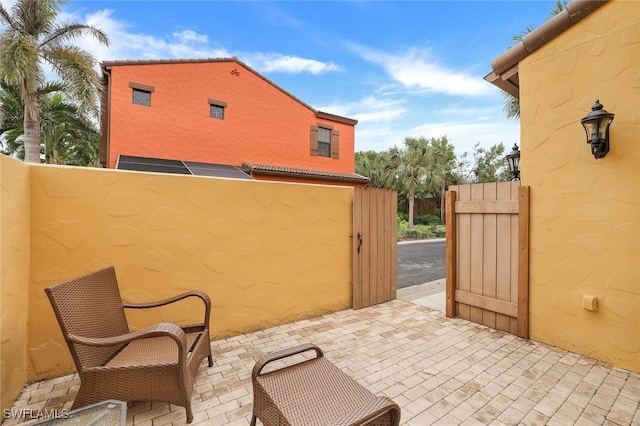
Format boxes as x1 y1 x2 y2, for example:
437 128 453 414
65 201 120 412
0 156 30 412
519 0 640 371
21 161 352 380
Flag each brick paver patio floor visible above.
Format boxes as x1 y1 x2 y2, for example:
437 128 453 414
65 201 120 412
5 299 640 425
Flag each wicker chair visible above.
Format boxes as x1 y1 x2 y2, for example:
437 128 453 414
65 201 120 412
45 266 213 423
251 343 401 426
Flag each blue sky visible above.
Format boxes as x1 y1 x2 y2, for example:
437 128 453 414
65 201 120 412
59 0 557 155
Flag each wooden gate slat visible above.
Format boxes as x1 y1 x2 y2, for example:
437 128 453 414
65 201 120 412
496 183 514 332
353 188 363 309
469 184 485 324
482 182 498 329
517 186 530 338
445 191 456 317
457 185 472 320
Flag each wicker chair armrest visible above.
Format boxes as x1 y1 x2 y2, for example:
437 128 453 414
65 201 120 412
327 396 401 426
252 343 323 378
123 290 211 326
67 322 188 358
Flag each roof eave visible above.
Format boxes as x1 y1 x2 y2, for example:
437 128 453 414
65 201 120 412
316 111 358 126
244 163 370 184
485 0 607 99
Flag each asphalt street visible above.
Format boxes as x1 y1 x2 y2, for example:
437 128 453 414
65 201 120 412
397 239 445 289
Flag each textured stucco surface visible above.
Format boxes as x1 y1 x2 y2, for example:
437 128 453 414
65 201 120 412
0 156 30 412
4 160 353 381
520 0 640 372
105 60 356 174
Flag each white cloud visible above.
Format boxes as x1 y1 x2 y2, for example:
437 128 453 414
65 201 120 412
61 8 341 77
173 30 208 44
59 8 228 62
355 116 520 155
245 53 342 75
317 96 406 124
347 43 492 97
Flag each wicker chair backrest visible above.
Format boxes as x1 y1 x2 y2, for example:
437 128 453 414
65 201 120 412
45 266 130 369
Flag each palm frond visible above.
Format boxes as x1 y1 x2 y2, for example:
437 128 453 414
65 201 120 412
0 3 19 31
41 23 109 48
42 45 101 115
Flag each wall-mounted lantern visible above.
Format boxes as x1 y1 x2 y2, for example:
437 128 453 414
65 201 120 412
506 144 520 181
581 100 614 159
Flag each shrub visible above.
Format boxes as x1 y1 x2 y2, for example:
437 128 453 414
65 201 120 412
397 224 434 241
432 225 446 238
414 214 441 226
396 213 445 240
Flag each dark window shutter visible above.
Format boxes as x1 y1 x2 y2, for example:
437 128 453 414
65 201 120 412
331 130 340 159
310 125 319 156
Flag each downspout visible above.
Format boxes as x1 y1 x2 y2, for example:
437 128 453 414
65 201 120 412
99 65 111 168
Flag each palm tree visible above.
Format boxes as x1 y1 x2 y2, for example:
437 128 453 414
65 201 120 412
1 80 100 165
427 137 456 224
355 150 395 189
0 80 23 156
0 0 109 163
389 137 433 228
41 91 100 165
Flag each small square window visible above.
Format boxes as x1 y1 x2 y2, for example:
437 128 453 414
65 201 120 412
210 104 224 120
133 88 151 107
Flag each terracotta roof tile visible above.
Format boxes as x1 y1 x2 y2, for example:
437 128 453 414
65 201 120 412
243 163 370 184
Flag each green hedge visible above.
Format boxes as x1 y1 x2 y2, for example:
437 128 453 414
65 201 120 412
397 213 441 226
397 218 445 241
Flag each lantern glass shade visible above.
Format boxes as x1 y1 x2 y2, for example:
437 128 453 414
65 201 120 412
506 144 520 180
580 100 614 159
582 116 613 143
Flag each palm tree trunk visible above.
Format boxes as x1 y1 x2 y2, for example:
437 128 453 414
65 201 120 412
408 188 415 228
440 183 446 225
23 95 42 163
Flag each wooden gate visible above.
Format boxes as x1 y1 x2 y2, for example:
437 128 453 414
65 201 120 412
445 182 530 338
352 187 398 309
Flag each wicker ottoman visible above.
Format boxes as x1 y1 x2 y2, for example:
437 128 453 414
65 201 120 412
250 343 400 426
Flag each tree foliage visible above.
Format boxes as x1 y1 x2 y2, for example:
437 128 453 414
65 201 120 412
1 80 100 166
454 142 511 183
355 150 394 189
355 138 511 225
356 136 457 227
0 0 109 162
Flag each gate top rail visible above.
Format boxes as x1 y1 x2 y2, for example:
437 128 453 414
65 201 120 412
454 200 518 214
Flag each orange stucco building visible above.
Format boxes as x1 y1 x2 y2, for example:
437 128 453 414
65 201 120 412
100 57 369 186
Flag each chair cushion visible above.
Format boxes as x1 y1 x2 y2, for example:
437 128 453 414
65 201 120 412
106 331 201 367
